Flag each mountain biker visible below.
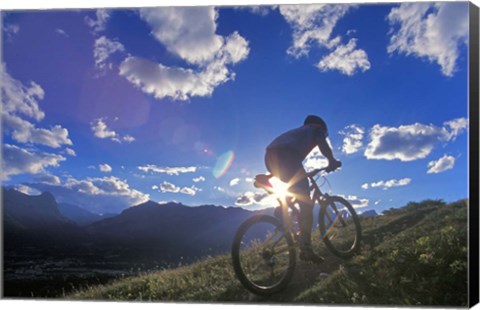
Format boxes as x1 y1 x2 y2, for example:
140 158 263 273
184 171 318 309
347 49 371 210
264 115 342 263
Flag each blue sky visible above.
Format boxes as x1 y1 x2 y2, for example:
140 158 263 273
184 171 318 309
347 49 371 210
1 2 471 215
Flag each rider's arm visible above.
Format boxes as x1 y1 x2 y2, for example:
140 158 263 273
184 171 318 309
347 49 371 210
317 136 341 171
317 137 335 162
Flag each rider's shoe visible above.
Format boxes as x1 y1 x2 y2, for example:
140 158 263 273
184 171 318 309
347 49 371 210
299 248 324 264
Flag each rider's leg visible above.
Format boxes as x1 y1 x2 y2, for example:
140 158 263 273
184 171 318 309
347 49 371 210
289 177 313 248
290 176 324 263
265 148 323 262
265 147 301 222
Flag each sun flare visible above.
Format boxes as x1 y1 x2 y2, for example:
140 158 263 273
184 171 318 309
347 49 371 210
269 177 291 200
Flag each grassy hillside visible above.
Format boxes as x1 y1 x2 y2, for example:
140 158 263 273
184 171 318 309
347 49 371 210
70 199 469 306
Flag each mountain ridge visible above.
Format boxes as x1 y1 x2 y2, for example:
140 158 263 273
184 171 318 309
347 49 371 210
3 187 73 231
3 188 265 266
58 202 117 226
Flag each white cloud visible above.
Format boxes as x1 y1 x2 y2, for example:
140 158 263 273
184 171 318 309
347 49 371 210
279 4 353 57
99 164 113 173
222 31 250 64
339 124 365 154
427 154 455 174
444 118 468 140
317 39 370 76
215 186 226 193
123 135 135 143
303 147 329 172
1 64 45 121
34 174 61 185
279 4 368 76
2 65 73 149
65 148 77 156
0 69 45 121
235 194 253 206
213 185 240 198
363 178 412 190
158 181 199 196
30 176 149 214
119 57 220 101
3 114 73 148
159 181 179 193
63 176 148 203
234 5 276 16
364 118 467 161
86 10 125 77
1 144 66 180
235 191 271 207
138 165 197 175
64 178 100 195
193 176 206 183
242 5 275 16
90 118 135 143
55 28 69 37
180 187 198 196
91 117 117 140
365 123 437 161
230 178 240 187
387 2 468 76
14 184 41 196
85 9 110 33
340 195 369 209
94 36 125 70
139 7 223 65
119 7 250 101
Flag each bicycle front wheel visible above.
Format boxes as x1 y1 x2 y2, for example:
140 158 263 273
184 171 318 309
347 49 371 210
231 215 296 296
318 196 361 258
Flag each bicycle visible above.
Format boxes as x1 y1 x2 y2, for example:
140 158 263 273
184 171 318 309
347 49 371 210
231 167 362 296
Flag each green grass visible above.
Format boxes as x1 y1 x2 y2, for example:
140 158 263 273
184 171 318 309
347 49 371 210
70 199 469 306
70 255 248 302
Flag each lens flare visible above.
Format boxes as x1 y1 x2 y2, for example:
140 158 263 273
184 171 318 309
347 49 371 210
269 177 291 200
213 150 234 178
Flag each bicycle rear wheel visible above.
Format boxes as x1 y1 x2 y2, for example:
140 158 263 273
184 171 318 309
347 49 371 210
231 215 296 295
318 196 361 258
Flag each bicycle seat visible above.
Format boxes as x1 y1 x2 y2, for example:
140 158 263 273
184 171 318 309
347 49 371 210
254 174 274 193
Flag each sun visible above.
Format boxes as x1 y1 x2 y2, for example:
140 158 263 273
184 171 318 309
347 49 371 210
269 177 291 201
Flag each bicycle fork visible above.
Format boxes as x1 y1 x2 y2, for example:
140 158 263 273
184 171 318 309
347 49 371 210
320 200 347 240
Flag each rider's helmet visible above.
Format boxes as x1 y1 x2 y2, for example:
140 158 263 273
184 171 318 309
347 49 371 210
304 115 328 136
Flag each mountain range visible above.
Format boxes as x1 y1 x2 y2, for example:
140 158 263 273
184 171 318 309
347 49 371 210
3 187 379 262
57 202 117 226
3 187 262 263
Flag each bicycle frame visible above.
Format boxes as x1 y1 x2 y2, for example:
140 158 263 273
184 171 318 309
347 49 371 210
308 174 349 235
275 171 327 239
269 168 347 244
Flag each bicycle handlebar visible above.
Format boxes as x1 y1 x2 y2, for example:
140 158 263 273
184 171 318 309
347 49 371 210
305 166 339 179
305 168 325 178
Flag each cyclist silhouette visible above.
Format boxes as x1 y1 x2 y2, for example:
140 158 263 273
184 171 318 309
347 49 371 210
264 115 341 263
